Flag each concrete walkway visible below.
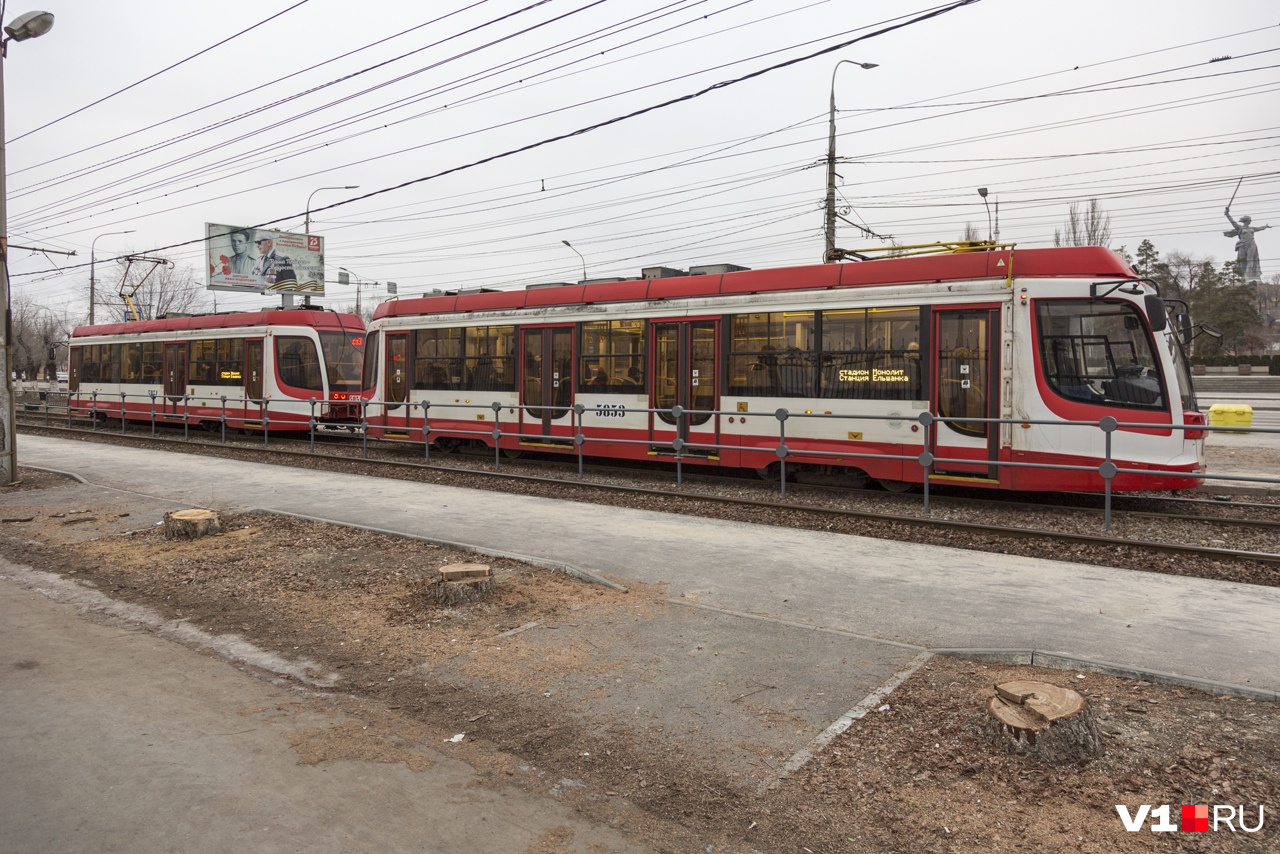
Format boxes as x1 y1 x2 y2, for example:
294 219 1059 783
13 435 1280 697
0 572 642 854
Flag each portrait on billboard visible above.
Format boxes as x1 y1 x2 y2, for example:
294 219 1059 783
206 223 325 295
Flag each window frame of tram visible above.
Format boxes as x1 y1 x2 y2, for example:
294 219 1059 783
274 336 324 392
361 329 381 392
578 319 646 393
187 338 247 386
726 306 925 400
410 325 517 393
1035 299 1166 410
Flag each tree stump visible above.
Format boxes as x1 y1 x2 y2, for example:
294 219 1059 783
425 563 494 606
162 509 223 540
986 680 1101 764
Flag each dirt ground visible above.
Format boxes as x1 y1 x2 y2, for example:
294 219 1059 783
1 468 1276 853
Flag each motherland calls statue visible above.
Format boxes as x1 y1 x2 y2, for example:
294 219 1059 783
1224 208 1270 282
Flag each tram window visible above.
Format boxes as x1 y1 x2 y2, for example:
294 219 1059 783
141 342 162 383
78 343 112 381
84 343 122 383
215 338 245 385
122 344 144 382
361 330 380 391
820 307 923 401
318 331 364 393
465 325 515 392
1036 301 1164 409
188 339 219 384
728 312 815 396
579 319 645 393
412 327 463 390
275 336 323 392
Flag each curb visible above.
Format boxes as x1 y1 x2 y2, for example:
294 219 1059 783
931 648 1279 702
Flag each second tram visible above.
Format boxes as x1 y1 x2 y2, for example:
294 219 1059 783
68 307 366 432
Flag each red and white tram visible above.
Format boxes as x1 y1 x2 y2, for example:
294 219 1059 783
68 308 366 432
362 246 1205 492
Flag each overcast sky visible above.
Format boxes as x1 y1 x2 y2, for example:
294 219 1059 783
4 0 1278 320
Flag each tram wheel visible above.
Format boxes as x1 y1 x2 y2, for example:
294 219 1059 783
434 437 462 454
755 463 779 480
877 478 916 494
501 447 523 460
841 467 870 488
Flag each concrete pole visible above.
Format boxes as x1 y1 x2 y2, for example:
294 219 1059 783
823 60 876 263
0 49 15 483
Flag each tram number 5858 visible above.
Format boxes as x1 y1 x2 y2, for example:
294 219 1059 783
594 404 626 418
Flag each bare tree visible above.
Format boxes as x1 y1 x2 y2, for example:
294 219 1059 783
1053 199 1112 247
960 222 981 242
10 295 73 380
85 258 211 322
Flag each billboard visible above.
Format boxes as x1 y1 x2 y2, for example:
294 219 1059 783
206 224 325 295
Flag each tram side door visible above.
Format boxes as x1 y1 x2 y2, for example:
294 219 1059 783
384 333 410 423
245 339 264 404
520 327 574 441
163 343 187 412
650 320 718 453
931 309 999 480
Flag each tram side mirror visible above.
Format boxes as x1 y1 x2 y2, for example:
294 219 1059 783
1144 294 1167 332
1199 322 1223 341
1178 313 1193 342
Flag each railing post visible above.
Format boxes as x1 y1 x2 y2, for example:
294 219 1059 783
1098 416 1118 532
309 398 318 454
119 392 127 434
574 403 585 479
149 390 157 437
420 400 430 463
491 401 503 469
774 408 790 499
182 394 190 440
670 405 684 488
917 411 935 515
220 395 228 443
90 390 99 431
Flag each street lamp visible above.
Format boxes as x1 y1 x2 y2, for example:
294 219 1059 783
561 239 586 282
306 185 358 234
338 267 374 316
977 188 992 243
89 229 135 325
0 10 55 485
823 59 877 263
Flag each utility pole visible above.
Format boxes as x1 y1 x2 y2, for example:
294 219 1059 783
0 10 57 485
824 60 877 263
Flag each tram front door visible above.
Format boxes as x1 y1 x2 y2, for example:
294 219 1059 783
520 327 574 441
931 309 999 480
650 320 718 455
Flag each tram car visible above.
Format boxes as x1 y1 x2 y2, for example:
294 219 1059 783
362 246 1206 492
68 307 366 432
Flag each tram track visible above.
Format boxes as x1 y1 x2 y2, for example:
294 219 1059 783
15 418 1280 587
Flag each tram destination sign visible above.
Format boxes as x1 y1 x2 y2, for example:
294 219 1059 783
205 223 325 296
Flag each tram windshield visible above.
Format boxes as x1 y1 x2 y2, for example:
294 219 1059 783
1036 300 1165 410
319 331 365 393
